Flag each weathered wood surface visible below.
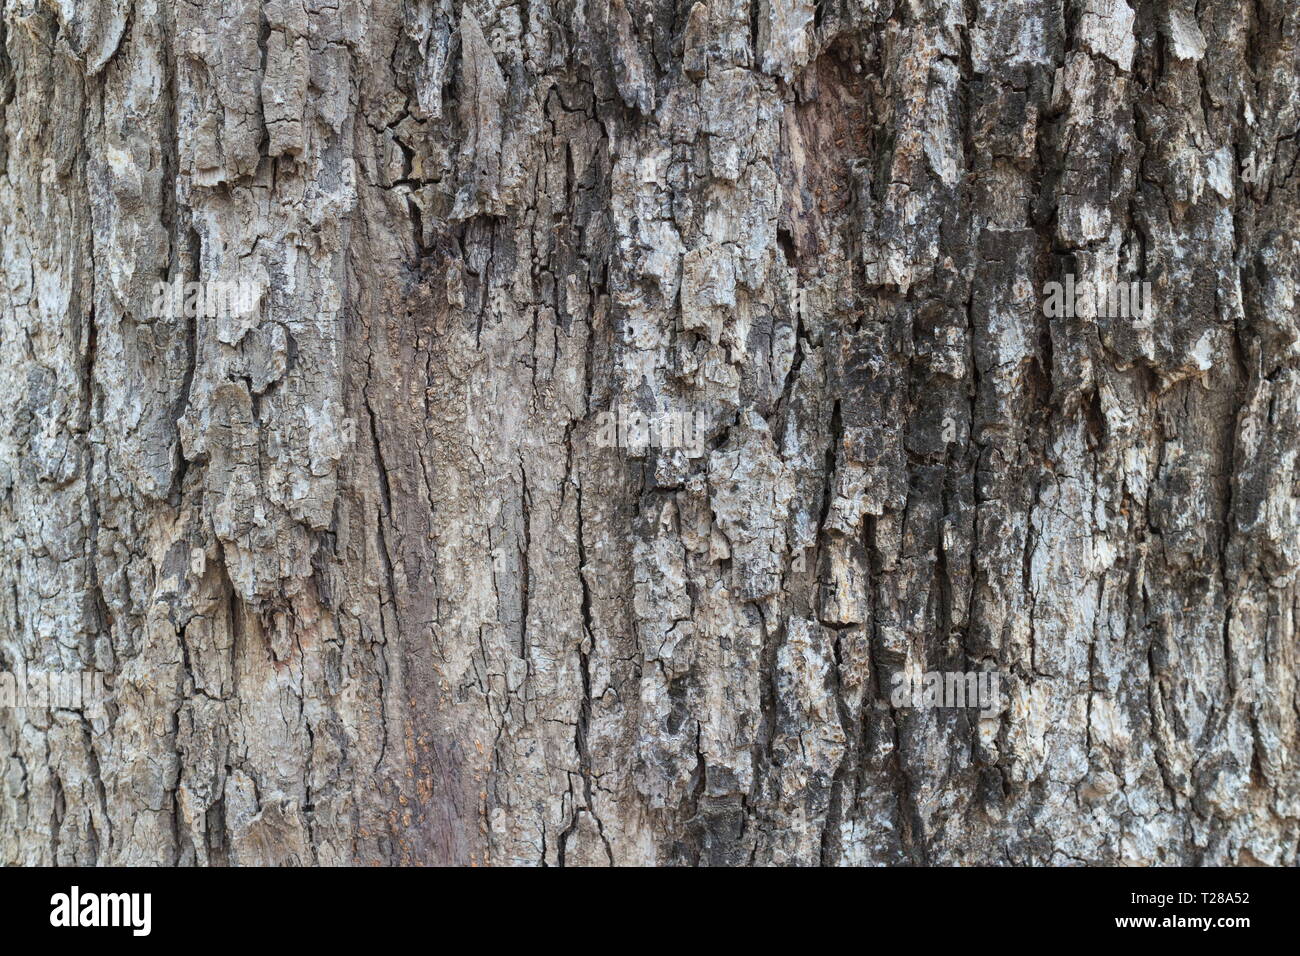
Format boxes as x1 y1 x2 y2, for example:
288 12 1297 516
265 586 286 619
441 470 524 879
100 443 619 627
0 0 1297 865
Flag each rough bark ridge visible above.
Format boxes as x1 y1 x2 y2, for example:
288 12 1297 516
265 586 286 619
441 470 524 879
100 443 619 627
1 0 1297 866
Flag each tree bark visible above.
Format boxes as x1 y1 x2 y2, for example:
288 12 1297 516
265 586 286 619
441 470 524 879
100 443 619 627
1 0 1297 866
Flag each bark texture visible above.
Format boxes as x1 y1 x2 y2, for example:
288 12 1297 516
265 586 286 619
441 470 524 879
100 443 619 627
1 0 1298 866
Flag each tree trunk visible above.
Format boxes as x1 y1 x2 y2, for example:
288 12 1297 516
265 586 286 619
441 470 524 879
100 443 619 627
1 0 1297 866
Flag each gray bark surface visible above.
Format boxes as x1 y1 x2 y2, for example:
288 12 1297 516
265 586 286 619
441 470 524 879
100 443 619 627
0 0 1297 865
